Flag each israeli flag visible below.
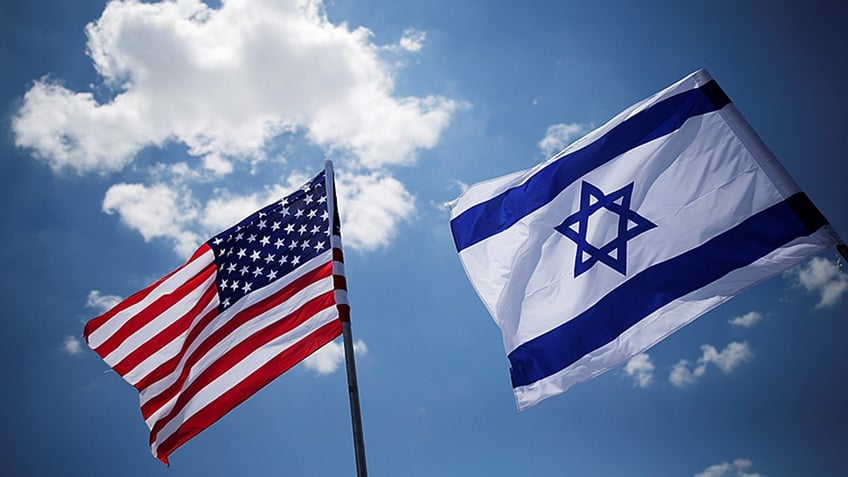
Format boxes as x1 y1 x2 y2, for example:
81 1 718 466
448 69 841 410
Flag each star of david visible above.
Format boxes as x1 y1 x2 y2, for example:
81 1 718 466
554 181 656 277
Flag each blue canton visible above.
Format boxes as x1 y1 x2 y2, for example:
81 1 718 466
207 172 330 311
555 181 656 277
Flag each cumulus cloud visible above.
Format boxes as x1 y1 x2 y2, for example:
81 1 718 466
335 171 415 251
728 311 763 328
102 182 203 257
398 29 426 52
694 458 765 477
302 338 368 375
624 353 654 388
86 290 123 313
13 0 460 173
670 342 752 388
13 0 460 257
98 168 415 258
788 257 848 309
63 336 85 356
538 122 588 158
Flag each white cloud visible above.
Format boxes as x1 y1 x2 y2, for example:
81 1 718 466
398 29 426 52
624 353 654 388
99 168 415 257
63 336 85 356
302 338 368 375
728 311 763 328
102 182 202 257
335 171 415 251
538 122 588 158
788 257 848 309
694 458 765 477
12 0 460 173
14 0 457 257
86 290 123 314
670 342 752 388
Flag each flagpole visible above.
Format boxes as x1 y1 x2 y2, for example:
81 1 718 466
324 159 368 477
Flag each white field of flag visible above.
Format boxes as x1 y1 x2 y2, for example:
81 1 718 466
449 69 842 410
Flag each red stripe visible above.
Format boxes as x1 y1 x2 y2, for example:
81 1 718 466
332 247 344 263
92 262 217 359
333 274 347 291
153 319 343 464
141 262 333 419
337 304 351 323
133 306 218 392
112 284 219 380
84 246 211 339
148 291 337 442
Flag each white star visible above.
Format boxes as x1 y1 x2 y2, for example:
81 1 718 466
314 241 326 252
227 263 237 273
252 267 264 277
242 282 252 293
250 250 261 261
264 253 275 264
280 198 289 206
247 234 257 243
259 212 267 218
292 256 301 265
318 195 327 204
267 270 278 280
279 255 288 265
274 238 285 249
221 279 228 289
305 194 314 204
307 209 317 219
231 280 240 290
321 210 329 220
260 235 270 246
295 209 304 218
289 240 298 250
257 219 267 230
310 225 321 234
222 297 230 308
300 240 310 250
213 237 223 245
237 248 247 259
298 225 308 235
240 265 250 275
235 232 244 241
284 223 295 233
281 206 290 216
271 221 281 231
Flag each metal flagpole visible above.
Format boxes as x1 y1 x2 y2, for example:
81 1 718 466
324 159 368 477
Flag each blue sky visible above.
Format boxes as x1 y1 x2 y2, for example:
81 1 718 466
2 1 847 476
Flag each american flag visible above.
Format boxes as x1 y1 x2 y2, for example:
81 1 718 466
83 167 348 464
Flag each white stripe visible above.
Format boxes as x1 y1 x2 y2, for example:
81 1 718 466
103 273 217 367
150 305 340 452
140 275 334 425
513 226 840 410
87 249 215 349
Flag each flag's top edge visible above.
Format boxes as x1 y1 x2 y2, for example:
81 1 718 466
449 71 730 252
448 70 712 219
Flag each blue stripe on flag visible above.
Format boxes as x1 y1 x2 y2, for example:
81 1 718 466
451 81 731 252
507 193 826 388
